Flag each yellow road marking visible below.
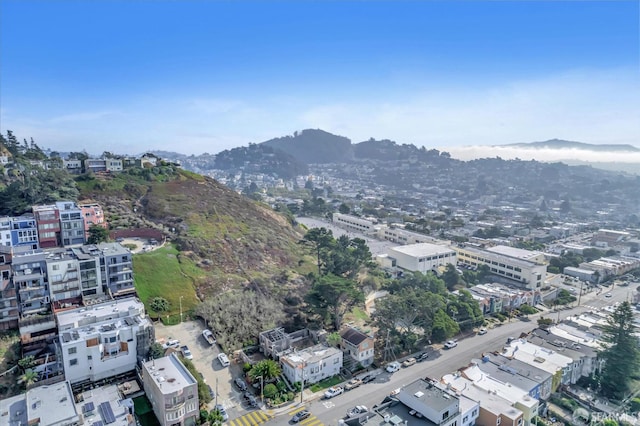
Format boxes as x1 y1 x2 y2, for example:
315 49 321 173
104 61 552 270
288 406 308 415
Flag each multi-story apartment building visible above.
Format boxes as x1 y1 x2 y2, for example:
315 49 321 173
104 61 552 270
84 158 123 173
78 202 108 235
56 201 85 247
142 353 199 426
57 297 154 385
0 246 18 330
46 248 82 304
280 344 343 385
0 215 39 249
0 380 81 426
395 379 475 426
455 245 546 290
98 243 136 298
32 205 61 248
70 245 106 299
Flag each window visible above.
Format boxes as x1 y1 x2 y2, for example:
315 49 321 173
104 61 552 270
442 411 449 420
334 357 339 364
70 359 78 366
517 418 523 426
68 347 77 355
88 355 92 360
496 417 501 425
463 416 468 423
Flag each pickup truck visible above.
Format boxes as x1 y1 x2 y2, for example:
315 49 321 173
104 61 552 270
202 329 216 346
345 378 362 390
324 386 344 399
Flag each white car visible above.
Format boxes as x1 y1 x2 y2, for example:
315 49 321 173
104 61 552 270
346 406 368 418
385 361 401 373
202 329 216 345
444 340 458 349
162 339 180 349
324 386 344 399
217 352 230 367
478 328 487 335
181 345 193 360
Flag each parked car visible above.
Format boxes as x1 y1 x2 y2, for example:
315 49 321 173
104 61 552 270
291 410 311 423
444 340 457 349
162 339 180 349
324 386 344 399
416 352 429 362
180 345 193 360
244 392 258 407
361 374 376 383
202 329 216 345
346 406 368 418
115 237 124 243
605 293 612 298
402 357 416 367
214 404 228 421
345 378 362 391
217 353 230 367
234 377 248 391
478 328 488 335
386 361 401 373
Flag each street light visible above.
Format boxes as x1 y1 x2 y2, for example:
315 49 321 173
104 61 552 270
179 296 183 323
255 375 264 405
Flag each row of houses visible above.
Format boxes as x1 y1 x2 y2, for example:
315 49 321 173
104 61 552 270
395 319 608 426
1 201 107 250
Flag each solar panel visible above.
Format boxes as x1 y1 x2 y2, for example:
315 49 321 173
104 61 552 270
93 421 104 426
83 401 95 413
99 402 116 424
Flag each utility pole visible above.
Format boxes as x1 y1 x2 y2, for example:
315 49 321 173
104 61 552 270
577 280 584 307
215 377 218 407
179 296 183 323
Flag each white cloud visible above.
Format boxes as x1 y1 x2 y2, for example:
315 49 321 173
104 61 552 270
1 67 638 156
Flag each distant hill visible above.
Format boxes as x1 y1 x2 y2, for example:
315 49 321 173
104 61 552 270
353 138 445 162
502 139 640 152
214 143 308 179
261 129 352 163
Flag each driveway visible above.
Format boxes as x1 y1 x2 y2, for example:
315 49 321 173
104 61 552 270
154 320 252 416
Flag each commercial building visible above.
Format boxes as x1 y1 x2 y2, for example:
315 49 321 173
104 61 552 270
57 297 154 385
387 243 457 274
333 213 377 234
455 245 546 290
142 353 199 426
280 344 343 385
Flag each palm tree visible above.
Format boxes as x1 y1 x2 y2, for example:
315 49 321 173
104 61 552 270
249 360 281 382
20 369 38 387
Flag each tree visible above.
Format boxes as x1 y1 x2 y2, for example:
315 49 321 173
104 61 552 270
248 359 281 382
18 356 35 372
20 369 38 387
300 228 334 275
326 332 342 347
599 301 640 399
148 343 165 359
306 274 364 330
88 225 109 244
208 408 225 425
263 383 278 399
442 264 461 291
150 297 170 312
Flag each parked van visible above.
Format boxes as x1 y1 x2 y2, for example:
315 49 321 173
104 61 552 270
217 352 230 367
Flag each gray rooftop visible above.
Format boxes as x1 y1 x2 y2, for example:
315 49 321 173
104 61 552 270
28 381 79 426
389 243 455 258
472 359 540 393
482 353 552 383
401 379 459 412
143 353 196 394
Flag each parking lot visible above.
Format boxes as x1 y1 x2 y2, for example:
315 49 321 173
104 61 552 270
154 320 257 416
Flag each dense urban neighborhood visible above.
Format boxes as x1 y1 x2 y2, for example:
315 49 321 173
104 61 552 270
0 131 639 426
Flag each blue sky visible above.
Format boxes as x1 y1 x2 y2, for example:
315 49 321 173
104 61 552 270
1 1 639 156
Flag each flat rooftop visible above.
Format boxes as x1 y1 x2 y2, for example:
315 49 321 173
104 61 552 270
389 243 455 258
282 344 342 366
143 353 196 394
401 379 459 412
487 245 543 261
28 381 79 426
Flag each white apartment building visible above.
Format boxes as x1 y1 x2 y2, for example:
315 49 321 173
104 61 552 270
0 381 80 426
57 297 154 385
142 353 199 426
455 245 546 290
395 379 475 426
280 344 343 385
387 243 457 274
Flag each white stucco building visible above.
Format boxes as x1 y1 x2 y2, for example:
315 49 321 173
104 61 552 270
57 297 154 385
280 344 343 385
387 243 457 274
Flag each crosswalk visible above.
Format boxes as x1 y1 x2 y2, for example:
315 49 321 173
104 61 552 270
228 410 273 426
288 406 324 426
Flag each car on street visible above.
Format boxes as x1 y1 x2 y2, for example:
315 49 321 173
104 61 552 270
346 406 368 418
214 404 228 421
162 339 180 349
478 328 488 335
605 293 612 298
402 357 416 367
202 329 216 345
180 345 193 360
361 374 375 383
444 340 457 349
416 352 429 362
291 410 311 423
345 378 362 390
234 377 248 391
243 392 258 407
324 386 344 399
386 361 401 373
217 353 230 367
